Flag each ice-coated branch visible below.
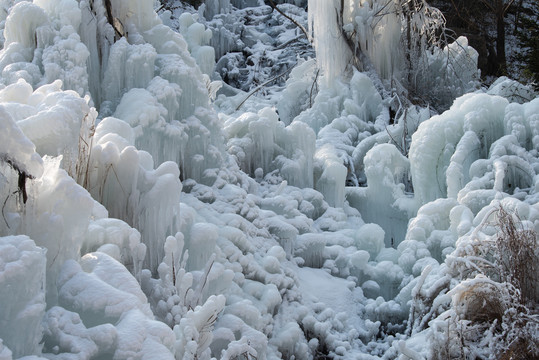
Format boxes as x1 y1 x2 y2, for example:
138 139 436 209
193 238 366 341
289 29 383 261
267 0 312 43
235 65 295 110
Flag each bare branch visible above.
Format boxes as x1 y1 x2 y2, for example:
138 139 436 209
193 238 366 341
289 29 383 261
235 65 294 111
478 0 495 13
267 0 311 43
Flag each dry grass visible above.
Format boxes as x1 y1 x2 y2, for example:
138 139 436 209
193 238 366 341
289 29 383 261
428 204 539 359
75 113 95 190
457 281 505 324
494 206 539 307
498 337 539 360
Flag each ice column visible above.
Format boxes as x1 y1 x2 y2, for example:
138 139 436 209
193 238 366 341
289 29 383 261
308 0 351 85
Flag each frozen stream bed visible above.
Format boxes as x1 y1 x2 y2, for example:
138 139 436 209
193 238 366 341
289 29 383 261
0 0 537 359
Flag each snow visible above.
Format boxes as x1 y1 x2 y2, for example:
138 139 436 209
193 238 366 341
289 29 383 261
0 103 43 178
3 2 48 50
0 0 538 359
0 236 46 358
298 267 356 315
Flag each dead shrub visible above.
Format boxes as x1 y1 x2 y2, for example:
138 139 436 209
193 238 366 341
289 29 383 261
494 205 539 308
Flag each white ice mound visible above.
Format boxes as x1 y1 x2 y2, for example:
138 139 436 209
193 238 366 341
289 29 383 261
410 93 539 212
3 2 48 49
487 76 537 104
1 0 90 95
224 107 316 188
0 236 46 358
409 93 508 207
1 80 95 163
87 116 182 272
58 253 151 326
42 306 117 359
48 252 175 359
347 143 412 246
0 104 43 178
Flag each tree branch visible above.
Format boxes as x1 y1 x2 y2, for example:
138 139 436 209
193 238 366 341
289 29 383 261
267 0 312 43
478 0 495 13
235 65 295 111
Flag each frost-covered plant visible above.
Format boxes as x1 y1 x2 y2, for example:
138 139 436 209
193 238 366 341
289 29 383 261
430 203 539 359
174 295 225 360
309 0 479 111
392 0 479 109
494 205 539 307
70 107 96 189
139 233 230 359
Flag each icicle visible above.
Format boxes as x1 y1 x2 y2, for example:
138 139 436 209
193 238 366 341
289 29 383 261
308 0 351 86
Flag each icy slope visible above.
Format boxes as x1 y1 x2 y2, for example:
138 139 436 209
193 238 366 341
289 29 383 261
0 0 538 359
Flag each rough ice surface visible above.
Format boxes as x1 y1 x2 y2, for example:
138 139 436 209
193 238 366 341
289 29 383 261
0 102 43 178
0 0 538 359
0 236 46 358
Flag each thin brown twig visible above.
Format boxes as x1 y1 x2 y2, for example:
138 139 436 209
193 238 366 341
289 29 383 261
309 69 320 108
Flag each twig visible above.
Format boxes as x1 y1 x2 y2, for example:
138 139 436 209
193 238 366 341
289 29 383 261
2 190 18 229
267 0 311 43
156 3 166 12
199 258 214 298
274 35 304 50
235 65 295 111
309 69 320 108
109 164 127 198
172 252 176 286
385 126 407 155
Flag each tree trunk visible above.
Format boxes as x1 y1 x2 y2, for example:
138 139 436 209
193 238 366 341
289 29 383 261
496 10 507 75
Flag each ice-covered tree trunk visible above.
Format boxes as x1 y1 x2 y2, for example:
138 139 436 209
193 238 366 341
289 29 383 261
307 0 352 85
306 0 477 111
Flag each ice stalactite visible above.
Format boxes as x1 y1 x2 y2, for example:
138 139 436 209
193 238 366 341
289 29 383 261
88 116 182 273
409 93 508 208
351 0 403 81
294 233 325 268
102 39 156 110
307 0 351 86
277 59 318 126
446 131 482 199
79 0 114 107
89 9 227 184
409 93 539 215
224 107 316 189
0 0 91 97
347 143 413 247
178 12 217 77
201 0 231 20
314 144 347 208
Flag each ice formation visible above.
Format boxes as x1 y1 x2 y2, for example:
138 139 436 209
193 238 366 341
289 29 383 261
0 0 538 359
0 236 45 358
